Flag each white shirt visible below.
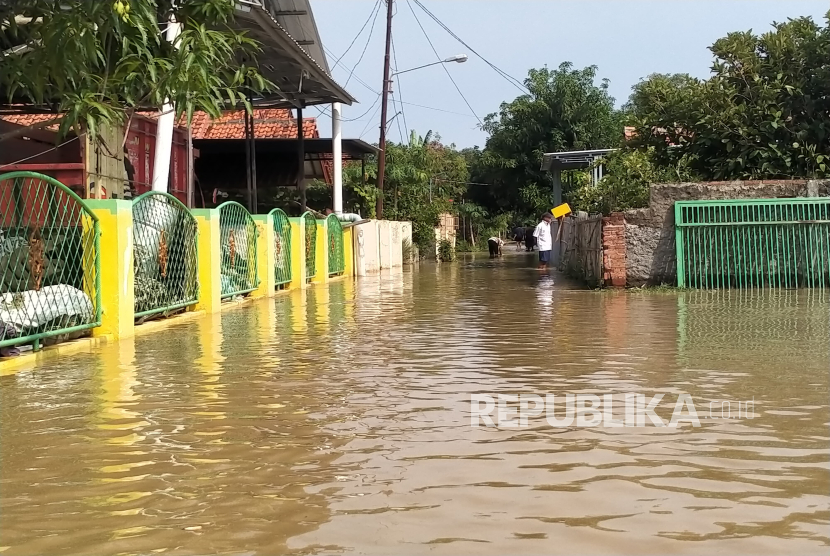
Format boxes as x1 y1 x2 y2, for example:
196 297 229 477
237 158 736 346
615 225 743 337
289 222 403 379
533 221 552 251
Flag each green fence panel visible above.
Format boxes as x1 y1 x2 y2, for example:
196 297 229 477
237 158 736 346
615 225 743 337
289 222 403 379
326 214 345 276
676 198 830 289
132 192 198 318
0 171 101 352
302 211 317 280
269 208 292 286
217 201 259 298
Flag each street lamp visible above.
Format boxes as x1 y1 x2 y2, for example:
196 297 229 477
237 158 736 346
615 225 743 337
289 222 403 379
377 53 468 219
392 54 469 77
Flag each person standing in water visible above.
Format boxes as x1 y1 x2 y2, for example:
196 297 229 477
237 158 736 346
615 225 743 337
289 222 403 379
533 212 553 269
487 236 505 258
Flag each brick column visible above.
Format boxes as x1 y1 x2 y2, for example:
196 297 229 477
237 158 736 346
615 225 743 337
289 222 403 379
602 212 627 288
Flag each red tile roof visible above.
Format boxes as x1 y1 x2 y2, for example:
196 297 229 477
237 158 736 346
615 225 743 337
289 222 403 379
186 109 319 140
0 113 62 131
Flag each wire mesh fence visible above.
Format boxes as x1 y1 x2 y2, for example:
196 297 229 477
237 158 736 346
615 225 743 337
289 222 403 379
676 198 830 289
302 212 317 281
0 172 100 353
132 192 198 318
218 201 259 298
269 209 292 287
327 214 345 276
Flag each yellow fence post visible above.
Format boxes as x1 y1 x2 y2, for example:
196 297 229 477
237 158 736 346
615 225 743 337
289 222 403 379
192 209 222 313
287 217 307 289
86 200 134 340
313 218 329 283
252 214 275 298
343 227 355 277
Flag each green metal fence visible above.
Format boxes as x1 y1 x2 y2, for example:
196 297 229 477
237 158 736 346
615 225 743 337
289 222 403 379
218 201 259 298
269 208 292 287
0 171 101 352
302 211 317 281
132 192 198 318
326 214 345 276
676 198 830 289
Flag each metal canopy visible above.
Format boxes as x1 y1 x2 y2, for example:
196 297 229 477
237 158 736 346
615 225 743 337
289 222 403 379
541 148 618 206
540 148 618 171
235 1 355 108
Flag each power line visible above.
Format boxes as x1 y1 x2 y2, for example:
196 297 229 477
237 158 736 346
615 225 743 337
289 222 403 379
412 0 528 94
391 33 409 141
359 101 383 139
333 0 382 68
405 0 482 126
343 0 383 89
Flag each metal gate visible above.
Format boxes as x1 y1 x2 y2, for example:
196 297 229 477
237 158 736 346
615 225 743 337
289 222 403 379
217 201 259 298
326 214 345 276
269 208 292 287
302 211 317 281
676 198 830 289
132 191 198 318
0 171 101 351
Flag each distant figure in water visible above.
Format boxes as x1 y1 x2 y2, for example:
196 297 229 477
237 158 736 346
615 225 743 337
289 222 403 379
533 212 554 269
512 226 525 251
487 236 504 258
524 226 536 252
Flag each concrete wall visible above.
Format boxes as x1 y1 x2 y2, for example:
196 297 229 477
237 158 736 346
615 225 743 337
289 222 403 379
624 180 830 286
351 220 406 275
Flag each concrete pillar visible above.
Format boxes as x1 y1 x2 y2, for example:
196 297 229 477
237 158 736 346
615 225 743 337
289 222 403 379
151 16 182 193
252 214 275 298
343 227 355 277
192 209 222 313
312 219 329 283
287 217 307 289
86 200 135 340
332 102 343 214
390 221 402 267
378 220 392 269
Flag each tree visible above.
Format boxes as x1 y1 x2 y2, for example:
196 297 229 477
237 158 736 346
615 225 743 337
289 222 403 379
475 63 623 219
344 131 469 254
0 0 270 140
628 13 830 180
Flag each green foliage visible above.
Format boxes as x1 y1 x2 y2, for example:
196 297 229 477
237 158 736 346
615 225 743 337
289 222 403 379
471 63 623 220
572 148 696 214
437 239 455 262
628 13 830 180
352 130 469 255
0 0 271 140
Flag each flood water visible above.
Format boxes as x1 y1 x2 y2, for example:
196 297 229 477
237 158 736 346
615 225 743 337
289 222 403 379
1 253 828 555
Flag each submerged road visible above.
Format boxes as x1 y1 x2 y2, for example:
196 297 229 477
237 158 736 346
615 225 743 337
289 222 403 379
1 253 828 555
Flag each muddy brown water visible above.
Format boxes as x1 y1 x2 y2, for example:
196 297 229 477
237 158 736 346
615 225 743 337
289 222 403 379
1 253 828 555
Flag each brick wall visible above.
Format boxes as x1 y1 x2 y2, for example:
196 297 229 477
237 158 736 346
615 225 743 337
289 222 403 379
601 213 626 287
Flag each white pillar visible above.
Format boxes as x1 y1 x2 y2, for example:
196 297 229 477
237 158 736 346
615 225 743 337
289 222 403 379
151 16 182 192
332 102 343 214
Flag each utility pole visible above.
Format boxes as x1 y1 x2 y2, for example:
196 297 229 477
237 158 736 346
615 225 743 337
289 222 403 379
375 0 394 220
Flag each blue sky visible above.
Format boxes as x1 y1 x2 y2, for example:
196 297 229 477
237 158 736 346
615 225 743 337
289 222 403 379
310 1 828 149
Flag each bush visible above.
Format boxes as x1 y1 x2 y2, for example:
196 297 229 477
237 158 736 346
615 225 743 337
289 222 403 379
438 239 455 262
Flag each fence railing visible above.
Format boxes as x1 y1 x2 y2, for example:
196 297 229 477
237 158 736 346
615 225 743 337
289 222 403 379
217 201 259 298
302 211 317 281
269 208 292 287
327 214 345 276
0 171 101 351
132 191 198 318
676 198 830 289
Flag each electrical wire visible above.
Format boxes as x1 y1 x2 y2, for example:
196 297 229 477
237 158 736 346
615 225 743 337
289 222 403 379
333 0 382 68
405 0 483 126
358 101 383 139
412 0 528 94
343 0 383 89
391 33 409 141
